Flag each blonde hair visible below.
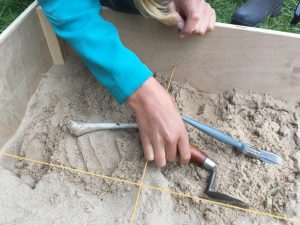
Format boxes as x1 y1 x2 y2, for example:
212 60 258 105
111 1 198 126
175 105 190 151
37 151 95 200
132 0 176 25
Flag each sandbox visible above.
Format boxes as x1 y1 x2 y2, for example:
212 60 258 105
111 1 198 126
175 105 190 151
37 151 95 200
0 1 300 224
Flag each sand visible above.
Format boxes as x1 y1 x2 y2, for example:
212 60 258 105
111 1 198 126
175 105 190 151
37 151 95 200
0 54 299 225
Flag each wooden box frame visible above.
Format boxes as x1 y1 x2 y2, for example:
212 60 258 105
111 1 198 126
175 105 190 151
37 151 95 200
0 1 299 147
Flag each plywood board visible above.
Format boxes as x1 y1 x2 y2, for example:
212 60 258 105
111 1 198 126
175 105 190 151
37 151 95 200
0 1 52 147
36 6 64 65
102 9 300 102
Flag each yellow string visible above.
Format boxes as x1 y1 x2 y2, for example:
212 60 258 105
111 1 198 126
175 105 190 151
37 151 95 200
129 161 148 225
1 64 299 225
141 184 300 224
0 152 140 187
1 151 299 224
166 64 175 92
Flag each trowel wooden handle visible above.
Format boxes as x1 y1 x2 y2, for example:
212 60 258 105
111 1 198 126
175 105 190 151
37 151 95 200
190 144 207 166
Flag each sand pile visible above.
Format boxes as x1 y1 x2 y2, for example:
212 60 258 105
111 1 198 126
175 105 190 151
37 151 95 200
157 83 300 224
0 54 299 225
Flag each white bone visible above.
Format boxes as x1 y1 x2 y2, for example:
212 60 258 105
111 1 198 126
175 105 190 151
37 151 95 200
67 120 138 137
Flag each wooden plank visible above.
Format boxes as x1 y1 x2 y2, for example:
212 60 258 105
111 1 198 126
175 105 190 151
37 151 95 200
36 6 64 65
0 2 52 147
102 9 300 102
0 1 38 43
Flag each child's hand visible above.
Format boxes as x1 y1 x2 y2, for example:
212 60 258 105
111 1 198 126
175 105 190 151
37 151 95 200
127 77 190 167
170 0 216 38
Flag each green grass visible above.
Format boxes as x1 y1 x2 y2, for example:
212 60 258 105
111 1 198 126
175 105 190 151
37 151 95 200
0 0 299 34
208 0 300 33
0 0 33 33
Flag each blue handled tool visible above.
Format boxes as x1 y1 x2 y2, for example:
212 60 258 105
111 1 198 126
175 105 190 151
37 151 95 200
181 115 282 165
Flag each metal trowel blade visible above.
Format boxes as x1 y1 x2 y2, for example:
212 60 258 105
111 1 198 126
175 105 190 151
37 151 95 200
206 191 249 208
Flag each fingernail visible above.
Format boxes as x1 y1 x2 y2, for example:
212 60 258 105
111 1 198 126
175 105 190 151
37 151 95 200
177 21 184 30
147 151 154 161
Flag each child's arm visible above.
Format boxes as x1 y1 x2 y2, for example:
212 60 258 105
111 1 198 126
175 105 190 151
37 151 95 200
38 0 152 103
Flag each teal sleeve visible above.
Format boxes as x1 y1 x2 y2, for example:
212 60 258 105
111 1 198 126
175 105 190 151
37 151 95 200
38 0 153 103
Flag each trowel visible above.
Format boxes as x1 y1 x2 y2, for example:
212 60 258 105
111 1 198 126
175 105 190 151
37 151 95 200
68 120 249 207
190 144 249 208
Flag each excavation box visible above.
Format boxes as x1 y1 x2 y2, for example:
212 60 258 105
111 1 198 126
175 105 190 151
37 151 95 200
1 2 300 148
1 1 300 147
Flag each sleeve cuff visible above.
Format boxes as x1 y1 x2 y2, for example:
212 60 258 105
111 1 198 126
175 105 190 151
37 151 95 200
110 65 153 104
